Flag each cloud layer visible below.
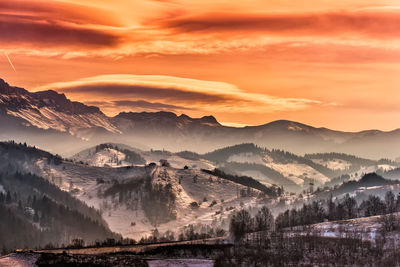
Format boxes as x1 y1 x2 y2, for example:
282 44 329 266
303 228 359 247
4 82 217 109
158 11 400 39
1 0 399 56
85 100 191 113
36 74 321 115
0 14 121 47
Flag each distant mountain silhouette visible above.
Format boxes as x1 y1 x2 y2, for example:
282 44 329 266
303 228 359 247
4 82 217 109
0 77 399 159
0 78 101 115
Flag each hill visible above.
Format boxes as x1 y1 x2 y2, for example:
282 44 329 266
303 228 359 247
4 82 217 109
72 142 397 193
0 141 278 242
332 173 398 196
73 143 145 167
198 143 395 192
0 142 119 253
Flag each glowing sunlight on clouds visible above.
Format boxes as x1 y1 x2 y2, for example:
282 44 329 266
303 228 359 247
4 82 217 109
1 0 399 130
35 75 322 116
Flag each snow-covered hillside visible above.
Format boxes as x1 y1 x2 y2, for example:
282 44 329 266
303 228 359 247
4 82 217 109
28 158 265 240
311 158 351 170
80 148 126 167
207 144 400 194
208 146 332 189
227 152 264 164
267 162 329 185
74 144 336 192
73 145 215 170
140 151 215 170
72 144 147 168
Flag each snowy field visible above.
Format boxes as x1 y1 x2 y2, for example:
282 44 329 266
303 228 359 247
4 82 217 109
222 151 330 186
267 162 329 185
227 152 264 164
0 253 38 267
311 158 351 171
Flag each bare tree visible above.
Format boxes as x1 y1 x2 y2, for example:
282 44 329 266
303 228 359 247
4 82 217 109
230 209 252 242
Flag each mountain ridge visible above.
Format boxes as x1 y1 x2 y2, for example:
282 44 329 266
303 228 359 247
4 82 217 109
2 78 398 133
1 77 399 159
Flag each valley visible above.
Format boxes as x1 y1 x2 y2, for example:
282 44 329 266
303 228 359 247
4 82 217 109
1 141 399 247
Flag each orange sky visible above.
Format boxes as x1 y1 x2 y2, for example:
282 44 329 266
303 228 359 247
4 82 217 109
0 0 399 131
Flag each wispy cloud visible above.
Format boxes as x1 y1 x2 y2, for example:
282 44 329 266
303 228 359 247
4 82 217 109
112 100 191 110
0 14 122 48
1 0 399 58
84 99 190 113
35 74 322 115
156 11 400 39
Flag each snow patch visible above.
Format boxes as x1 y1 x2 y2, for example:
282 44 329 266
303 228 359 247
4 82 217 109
227 152 264 164
0 184 6 194
141 152 215 170
378 164 396 171
267 162 329 185
311 158 351 171
7 105 120 137
0 253 39 267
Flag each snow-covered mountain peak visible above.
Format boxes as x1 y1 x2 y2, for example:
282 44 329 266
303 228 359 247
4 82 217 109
33 90 102 115
0 78 120 136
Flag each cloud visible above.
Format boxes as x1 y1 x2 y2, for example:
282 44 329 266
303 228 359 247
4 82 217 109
85 99 190 113
112 100 191 111
35 74 321 115
0 0 121 26
56 84 230 104
0 14 121 48
219 121 251 128
157 10 400 39
0 0 124 48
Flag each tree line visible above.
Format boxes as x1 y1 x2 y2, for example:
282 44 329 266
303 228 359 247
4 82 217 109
276 191 400 229
0 171 119 254
202 168 280 198
228 190 400 242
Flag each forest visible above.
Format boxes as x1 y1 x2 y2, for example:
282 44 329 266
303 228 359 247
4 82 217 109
0 172 119 254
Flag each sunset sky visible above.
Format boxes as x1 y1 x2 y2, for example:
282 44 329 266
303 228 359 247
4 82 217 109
0 0 399 131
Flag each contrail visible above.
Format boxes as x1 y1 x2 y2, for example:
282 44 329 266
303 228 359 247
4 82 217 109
4 52 16 72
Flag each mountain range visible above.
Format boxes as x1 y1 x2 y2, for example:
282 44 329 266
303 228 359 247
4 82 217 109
1 78 399 159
